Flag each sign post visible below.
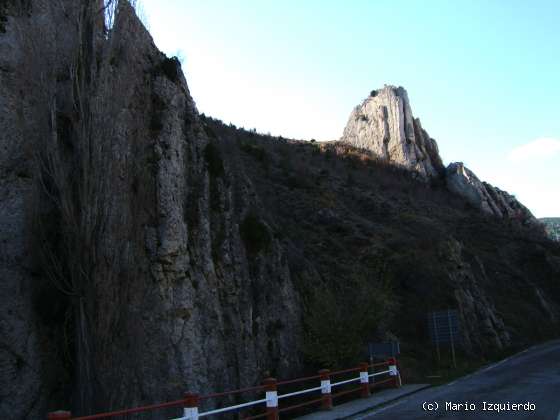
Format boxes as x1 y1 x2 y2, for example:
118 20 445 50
432 312 440 362
428 309 461 367
448 309 456 368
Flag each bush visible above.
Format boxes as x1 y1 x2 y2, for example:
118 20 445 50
0 15 7 34
303 272 396 368
204 124 218 139
240 213 271 255
370 89 378 97
240 142 267 161
160 56 181 83
204 142 224 178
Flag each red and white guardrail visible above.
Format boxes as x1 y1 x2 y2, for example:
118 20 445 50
47 358 401 419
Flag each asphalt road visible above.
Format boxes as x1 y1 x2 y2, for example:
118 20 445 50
352 340 560 420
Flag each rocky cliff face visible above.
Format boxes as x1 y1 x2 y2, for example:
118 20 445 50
2 2 559 419
541 218 560 241
446 162 536 224
441 239 511 352
341 85 444 178
213 123 560 371
1 1 301 418
341 87 538 225
0 1 74 417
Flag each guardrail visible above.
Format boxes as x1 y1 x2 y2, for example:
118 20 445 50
48 357 401 419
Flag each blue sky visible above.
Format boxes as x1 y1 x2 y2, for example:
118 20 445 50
140 0 559 217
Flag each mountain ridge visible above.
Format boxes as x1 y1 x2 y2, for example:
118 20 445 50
0 2 558 419
341 85 538 226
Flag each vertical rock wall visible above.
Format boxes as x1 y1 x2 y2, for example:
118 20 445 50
0 1 77 417
341 85 444 178
1 1 302 417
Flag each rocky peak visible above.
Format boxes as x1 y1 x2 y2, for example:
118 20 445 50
341 85 444 178
342 85 539 226
446 162 537 225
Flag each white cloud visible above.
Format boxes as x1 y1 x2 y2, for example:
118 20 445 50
507 137 560 163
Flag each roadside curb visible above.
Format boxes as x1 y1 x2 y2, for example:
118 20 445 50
297 384 431 420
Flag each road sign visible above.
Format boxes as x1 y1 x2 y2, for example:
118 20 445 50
427 309 461 367
427 310 461 344
367 342 400 360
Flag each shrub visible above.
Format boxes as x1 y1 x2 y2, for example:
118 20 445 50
204 124 218 139
303 272 396 368
204 142 224 178
160 56 181 83
240 142 267 161
370 89 378 97
0 15 7 34
240 213 271 255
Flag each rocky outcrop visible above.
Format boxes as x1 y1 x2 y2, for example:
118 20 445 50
1 1 302 418
440 239 510 352
446 162 536 224
2 2 559 419
341 85 444 178
342 87 538 225
541 218 560 241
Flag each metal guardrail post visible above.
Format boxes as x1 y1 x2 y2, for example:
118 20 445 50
45 360 401 419
47 411 71 420
359 362 370 397
319 369 333 410
184 392 200 419
263 377 279 420
387 357 400 388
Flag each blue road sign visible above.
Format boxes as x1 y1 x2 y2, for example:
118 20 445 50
368 342 400 359
427 309 462 345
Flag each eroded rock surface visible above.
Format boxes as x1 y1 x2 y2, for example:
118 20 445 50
0 1 75 417
341 85 444 178
446 162 536 224
342 86 538 226
1 2 558 419
441 239 511 352
1 1 302 417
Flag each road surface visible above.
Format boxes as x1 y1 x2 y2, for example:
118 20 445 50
352 340 560 419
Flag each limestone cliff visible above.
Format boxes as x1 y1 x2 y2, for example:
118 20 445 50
341 87 538 225
1 2 559 419
0 1 73 417
1 1 302 418
446 162 536 224
341 85 444 178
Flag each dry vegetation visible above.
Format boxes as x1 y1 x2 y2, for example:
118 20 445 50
202 115 560 376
